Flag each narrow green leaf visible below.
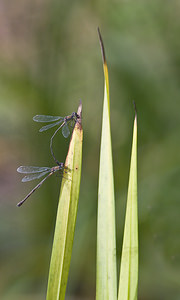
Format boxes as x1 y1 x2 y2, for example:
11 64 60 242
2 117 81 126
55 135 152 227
46 102 83 300
118 112 138 300
96 28 117 300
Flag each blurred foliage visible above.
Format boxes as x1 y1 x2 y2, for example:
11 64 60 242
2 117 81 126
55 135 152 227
0 0 180 299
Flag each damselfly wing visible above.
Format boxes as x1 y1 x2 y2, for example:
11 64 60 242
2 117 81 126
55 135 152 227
33 112 79 138
33 112 80 164
17 164 65 207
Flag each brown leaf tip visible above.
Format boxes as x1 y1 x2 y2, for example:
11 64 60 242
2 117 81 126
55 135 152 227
77 100 82 127
97 27 106 65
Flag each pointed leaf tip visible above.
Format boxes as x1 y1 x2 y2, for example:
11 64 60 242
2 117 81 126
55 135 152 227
77 101 82 129
96 28 117 299
118 108 138 300
133 100 137 119
77 101 82 118
97 27 106 65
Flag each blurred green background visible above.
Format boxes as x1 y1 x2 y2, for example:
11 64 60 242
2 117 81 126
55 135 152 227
0 0 180 299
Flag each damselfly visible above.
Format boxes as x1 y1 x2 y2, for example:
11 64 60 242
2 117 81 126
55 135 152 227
33 112 80 164
17 163 67 207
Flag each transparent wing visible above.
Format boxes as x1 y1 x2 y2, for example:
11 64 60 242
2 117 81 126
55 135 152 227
17 166 51 173
22 171 50 182
33 115 63 122
39 120 63 132
62 123 70 138
69 119 76 128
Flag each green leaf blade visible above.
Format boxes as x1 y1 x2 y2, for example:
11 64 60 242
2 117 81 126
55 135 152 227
46 102 83 300
118 114 138 300
96 29 117 300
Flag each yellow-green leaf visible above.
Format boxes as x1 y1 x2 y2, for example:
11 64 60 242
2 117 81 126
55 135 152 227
118 112 138 300
96 28 117 300
46 102 83 300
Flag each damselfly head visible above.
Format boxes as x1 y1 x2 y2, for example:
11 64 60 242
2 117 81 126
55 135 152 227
58 162 65 169
71 112 79 119
75 112 80 120
56 163 70 173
